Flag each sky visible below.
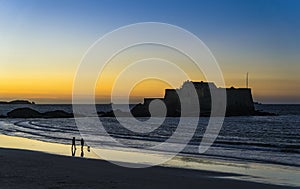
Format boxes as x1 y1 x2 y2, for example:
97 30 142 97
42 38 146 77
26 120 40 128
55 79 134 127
0 0 299 104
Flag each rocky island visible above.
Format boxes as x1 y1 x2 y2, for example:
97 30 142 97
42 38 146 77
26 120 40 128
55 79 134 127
0 100 35 104
129 81 275 117
6 108 74 118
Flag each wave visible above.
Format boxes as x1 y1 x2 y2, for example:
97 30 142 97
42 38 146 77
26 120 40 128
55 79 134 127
1 110 300 168
8 120 300 155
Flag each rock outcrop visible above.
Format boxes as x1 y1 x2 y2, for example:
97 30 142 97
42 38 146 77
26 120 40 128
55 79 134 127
7 108 73 118
0 100 35 104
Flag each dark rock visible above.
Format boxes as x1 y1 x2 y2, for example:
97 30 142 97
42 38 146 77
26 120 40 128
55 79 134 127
43 110 74 118
9 100 35 104
97 111 106 117
253 110 277 116
7 108 73 118
7 108 42 118
0 100 35 104
130 103 151 117
100 109 132 117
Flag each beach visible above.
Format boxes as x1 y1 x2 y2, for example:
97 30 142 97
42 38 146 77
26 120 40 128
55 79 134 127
1 147 297 189
0 134 298 189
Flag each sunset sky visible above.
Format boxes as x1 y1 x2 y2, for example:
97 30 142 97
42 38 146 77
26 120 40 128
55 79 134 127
1 0 299 104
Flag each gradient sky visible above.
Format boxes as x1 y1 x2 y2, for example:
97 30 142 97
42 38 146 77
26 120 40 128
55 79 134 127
0 0 299 103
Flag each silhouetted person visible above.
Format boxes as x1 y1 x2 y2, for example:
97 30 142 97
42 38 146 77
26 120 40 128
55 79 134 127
80 138 84 157
81 138 84 149
71 137 76 156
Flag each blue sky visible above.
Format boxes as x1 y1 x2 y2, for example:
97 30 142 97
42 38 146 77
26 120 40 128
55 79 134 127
0 0 299 103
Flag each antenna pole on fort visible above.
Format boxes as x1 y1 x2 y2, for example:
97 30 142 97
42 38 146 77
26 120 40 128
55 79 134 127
246 72 249 89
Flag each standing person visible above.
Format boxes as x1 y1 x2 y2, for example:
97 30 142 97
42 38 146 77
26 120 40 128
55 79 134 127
71 137 76 156
80 138 84 150
80 138 84 157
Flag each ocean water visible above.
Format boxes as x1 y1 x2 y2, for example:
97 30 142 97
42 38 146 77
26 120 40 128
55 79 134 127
0 104 299 168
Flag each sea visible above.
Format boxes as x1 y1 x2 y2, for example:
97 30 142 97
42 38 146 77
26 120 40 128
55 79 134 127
0 104 299 184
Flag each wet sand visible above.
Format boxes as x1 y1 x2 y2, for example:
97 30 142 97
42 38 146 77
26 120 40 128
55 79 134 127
0 134 298 188
0 147 296 189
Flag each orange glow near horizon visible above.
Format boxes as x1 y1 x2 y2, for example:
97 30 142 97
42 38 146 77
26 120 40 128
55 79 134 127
1 64 300 104
1 40 299 104
1 78 299 104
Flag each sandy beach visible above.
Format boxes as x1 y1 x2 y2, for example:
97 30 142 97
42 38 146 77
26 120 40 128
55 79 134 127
0 134 297 189
1 147 297 189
